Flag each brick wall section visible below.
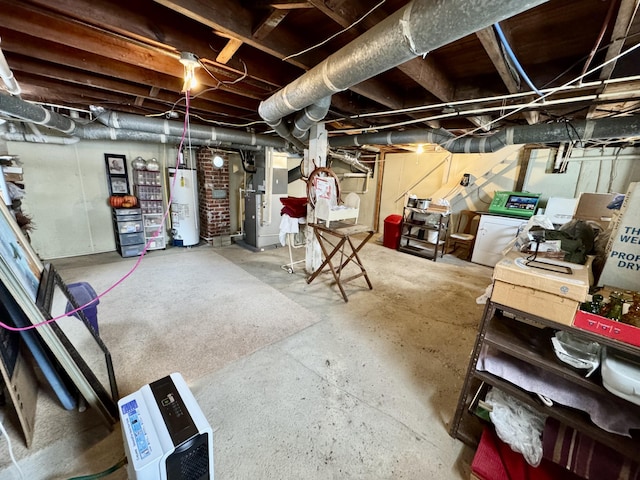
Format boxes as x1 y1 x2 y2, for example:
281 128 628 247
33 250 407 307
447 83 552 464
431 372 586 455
196 147 230 241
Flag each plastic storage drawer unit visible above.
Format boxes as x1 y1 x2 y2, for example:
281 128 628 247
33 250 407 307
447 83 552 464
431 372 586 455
119 231 145 246
120 243 145 257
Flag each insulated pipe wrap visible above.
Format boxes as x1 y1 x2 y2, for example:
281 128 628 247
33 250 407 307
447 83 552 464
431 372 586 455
75 123 265 147
328 116 640 153
0 92 75 133
96 111 286 148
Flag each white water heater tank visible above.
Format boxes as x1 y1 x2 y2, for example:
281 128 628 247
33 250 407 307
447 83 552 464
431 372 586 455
168 168 199 246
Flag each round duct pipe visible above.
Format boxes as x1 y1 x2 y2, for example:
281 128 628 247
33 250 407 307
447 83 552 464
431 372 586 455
259 0 548 126
0 92 75 133
96 111 285 148
329 116 640 153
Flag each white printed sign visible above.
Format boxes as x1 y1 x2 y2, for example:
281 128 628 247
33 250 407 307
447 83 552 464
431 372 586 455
599 182 640 290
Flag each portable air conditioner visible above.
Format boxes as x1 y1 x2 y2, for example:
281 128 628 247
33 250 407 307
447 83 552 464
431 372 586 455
118 372 214 480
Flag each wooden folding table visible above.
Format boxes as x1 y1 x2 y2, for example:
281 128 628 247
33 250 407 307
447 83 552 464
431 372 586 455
306 222 374 302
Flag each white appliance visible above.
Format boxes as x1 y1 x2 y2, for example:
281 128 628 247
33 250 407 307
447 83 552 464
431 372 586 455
118 372 214 480
471 214 526 267
544 197 578 226
168 168 200 246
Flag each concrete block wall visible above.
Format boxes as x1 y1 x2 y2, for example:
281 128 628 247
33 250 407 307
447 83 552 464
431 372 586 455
197 147 231 243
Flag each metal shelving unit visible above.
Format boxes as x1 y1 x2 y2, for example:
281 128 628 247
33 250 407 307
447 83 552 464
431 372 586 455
449 301 640 462
398 206 449 261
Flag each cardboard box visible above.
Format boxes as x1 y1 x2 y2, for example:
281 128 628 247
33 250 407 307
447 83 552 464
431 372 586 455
492 280 580 325
493 251 589 302
3 173 23 182
573 310 640 347
574 192 617 228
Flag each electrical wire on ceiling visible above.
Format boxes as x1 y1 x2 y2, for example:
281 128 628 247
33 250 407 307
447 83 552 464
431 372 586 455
340 30 640 124
453 40 640 140
544 29 640 88
493 22 543 97
608 145 623 192
282 0 386 61
144 59 253 125
198 58 248 90
580 0 617 78
0 94 194 333
565 120 584 147
145 107 265 128
330 41 640 138
345 74 640 122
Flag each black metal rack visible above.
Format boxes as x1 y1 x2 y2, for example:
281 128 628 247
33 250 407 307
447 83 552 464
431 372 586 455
398 206 449 261
449 301 640 461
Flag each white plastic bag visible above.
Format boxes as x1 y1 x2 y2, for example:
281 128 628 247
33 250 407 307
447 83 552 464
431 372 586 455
476 284 493 305
501 215 555 256
485 388 546 467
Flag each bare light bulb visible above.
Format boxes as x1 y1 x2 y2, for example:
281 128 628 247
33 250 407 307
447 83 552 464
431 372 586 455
179 52 200 93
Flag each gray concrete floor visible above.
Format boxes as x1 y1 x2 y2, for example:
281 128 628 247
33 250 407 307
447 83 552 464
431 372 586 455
0 234 494 479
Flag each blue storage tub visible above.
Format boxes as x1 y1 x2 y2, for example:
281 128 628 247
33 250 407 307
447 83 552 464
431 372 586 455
65 282 100 335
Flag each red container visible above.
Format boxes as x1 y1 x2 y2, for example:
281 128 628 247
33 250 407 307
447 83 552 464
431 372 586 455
383 214 403 250
573 310 640 347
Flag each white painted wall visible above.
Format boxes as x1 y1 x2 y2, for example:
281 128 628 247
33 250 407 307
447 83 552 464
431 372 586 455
377 145 640 228
379 149 450 223
523 146 640 209
378 147 522 223
8 140 175 259
7 137 639 260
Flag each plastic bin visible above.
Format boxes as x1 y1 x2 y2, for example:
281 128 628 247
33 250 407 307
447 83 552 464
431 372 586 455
383 214 403 249
65 282 99 334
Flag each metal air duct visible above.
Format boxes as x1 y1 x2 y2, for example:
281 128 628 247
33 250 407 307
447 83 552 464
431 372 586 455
0 92 75 133
329 116 640 153
291 97 332 141
328 150 371 175
258 0 548 129
95 111 286 148
0 92 287 148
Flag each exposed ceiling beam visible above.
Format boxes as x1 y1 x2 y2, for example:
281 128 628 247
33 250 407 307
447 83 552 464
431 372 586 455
154 0 310 68
267 0 313 10
12 68 257 121
308 0 481 129
23 0 298 89
588 0 639 118
154 0 420 114
252 9 290 40
1 33 260 113
598 0 637 81
476 26 540 124
0 0 274 101
252 1 313 9
216 37 244 64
